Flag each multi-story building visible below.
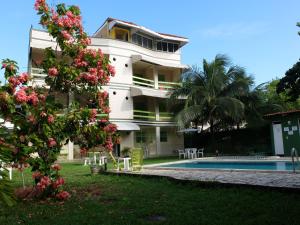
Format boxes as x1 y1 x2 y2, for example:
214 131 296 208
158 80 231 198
28 17 189 159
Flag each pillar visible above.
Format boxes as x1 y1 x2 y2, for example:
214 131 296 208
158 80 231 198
153 66 158 89
156 126 161 156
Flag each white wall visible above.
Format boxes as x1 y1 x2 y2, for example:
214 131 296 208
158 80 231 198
108 87 133 120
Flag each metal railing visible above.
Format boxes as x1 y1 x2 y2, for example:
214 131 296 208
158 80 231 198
31 68 47 79
132 74 180 90
132 75 155 89
133 110 173 121
158 81 181 90
291 147 300 173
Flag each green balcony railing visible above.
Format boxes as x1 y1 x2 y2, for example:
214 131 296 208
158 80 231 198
159 112 174 121
31 67 47 79
133 74 180 90
132 75 155 88
133 110 173 122
158 81 181 90
133 110 156 121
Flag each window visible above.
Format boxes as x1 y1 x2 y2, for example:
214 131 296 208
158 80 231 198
157 42 162 51
162 42 168 51
136 131 147 143
156 41 180 52
160 130 168 142
132 33 153 49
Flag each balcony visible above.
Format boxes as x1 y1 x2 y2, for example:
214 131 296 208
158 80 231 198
133 110 174 122
132 75 181 90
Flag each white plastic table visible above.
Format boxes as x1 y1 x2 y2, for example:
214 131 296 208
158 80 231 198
117 157 132 171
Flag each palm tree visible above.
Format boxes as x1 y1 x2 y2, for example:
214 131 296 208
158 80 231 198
170 54 253 150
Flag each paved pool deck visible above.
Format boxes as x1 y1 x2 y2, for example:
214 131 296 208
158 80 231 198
115 157 300 189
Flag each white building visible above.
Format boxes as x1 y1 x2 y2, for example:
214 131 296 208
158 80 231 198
28 17 189 159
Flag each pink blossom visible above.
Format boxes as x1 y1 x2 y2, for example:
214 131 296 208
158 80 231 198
61 30 72 40
47 115 54 124
108 65 116 76
37 175 51 190
48 67 58 77
56 191 70 201
103 124 117 133
51 163 61 171
1 63 6 69
89 109 97 121
18 73 29 83
32 171 42 179
48 138 57 147
28 92 39 106
27 115 36 124
34 0 46 10
8 76 21 87
15 89 28 103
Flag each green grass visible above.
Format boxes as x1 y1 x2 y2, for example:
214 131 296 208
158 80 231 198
1 163 300 225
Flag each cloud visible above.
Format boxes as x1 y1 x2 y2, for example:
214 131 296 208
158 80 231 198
199 22 269 39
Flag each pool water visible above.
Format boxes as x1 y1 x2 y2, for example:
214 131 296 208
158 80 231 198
159 161 294 171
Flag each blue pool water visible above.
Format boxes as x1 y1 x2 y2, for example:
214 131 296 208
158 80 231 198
160 161 294 171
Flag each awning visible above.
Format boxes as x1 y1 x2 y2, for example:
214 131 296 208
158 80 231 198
132 55 187 69
131 86 169 98
113 122 140 131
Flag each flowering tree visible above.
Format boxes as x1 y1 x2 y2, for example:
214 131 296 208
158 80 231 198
0 0 118 201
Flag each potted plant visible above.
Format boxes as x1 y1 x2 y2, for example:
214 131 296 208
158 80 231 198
121 147 131 157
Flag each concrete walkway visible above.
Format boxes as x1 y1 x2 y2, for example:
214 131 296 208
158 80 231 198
129 168 300 189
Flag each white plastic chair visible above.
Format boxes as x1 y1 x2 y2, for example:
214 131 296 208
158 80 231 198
0 160 12 180
196 148 204 158
178 149 185 159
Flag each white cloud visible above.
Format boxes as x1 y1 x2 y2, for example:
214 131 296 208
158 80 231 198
199 22 269 39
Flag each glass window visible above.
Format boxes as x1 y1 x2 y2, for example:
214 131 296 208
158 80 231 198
132 34 137 43
142 37 148 48
160 131 168 142
173 44 179 52
157 42 162 51
148 39 153 49
137 35 142 46
162 42 168 51
136 131 147 143
168 43 174 52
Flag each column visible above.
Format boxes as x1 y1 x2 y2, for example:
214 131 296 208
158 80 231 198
154 99 159 121
67 141 74 160
67 92 74 160
153 66 158 89
156 126 161 156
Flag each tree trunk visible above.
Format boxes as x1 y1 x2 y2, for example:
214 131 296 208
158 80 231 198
209 119 217 154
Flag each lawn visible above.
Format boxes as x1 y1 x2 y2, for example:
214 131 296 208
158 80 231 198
1 163 300 225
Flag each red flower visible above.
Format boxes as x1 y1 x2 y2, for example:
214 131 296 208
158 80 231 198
51 163 61 171
18 73 29 83
48 67 58 77
48 138 57 147
56 191 70 200
47 115 55 124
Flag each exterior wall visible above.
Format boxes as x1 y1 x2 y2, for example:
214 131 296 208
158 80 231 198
160 127 184 156
109 86 133 120
109 54 132 85
270 114 300 156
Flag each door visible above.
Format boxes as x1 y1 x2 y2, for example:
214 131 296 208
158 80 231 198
272 123 284 155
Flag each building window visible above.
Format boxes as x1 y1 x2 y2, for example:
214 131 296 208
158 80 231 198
156 41 179 53
132 33 153 49
160 130 168 142
136 131 147 143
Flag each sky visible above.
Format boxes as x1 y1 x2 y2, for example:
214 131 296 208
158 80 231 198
1 0 300 85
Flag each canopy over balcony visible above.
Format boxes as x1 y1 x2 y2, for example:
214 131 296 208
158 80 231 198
113 122 140 131
131 54 187 69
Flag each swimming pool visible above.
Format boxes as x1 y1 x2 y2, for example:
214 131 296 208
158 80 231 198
159 161 295 171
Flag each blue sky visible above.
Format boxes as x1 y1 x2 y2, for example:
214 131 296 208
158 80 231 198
1 0 300 85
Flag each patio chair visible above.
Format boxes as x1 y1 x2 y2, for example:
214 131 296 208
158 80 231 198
196 148 204 158
131 148 143 171
178 149 186 159
0 160 12 180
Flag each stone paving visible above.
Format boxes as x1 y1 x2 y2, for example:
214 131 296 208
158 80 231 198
124 168 300 189
131 168 300 189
